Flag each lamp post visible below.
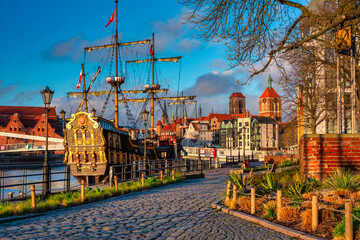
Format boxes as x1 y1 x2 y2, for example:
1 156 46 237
242 126 246 162
141 109 149 166
198 125 203 174
60 109 66 134
41 86 54 195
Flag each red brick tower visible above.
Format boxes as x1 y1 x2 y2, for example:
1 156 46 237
229 92 246 115
259 75 281 121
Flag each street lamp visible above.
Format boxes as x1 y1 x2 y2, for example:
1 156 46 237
60 109 66 132
242 126 246 163
40 86 54 195
141 109 149 164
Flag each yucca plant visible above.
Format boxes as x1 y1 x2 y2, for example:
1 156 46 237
61 191 74 200
228 171 253 193
263 201 277 219
323 169 360 191
260 173 279 191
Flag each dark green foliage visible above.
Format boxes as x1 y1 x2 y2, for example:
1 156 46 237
228 171 253 193
323 169 360 191
333 208 360 237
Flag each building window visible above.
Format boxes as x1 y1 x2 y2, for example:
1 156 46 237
38 127 40 131
19 127 21 131
9 127 12 131
14 127 16 131
245 122 249 126
42 128 44 132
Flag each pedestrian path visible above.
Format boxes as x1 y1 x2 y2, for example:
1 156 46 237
0 168 291 240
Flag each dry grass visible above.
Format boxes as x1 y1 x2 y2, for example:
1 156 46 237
227 199 238 210
319 208 334 222
280 206 300 222
323 194 345 205
300 209 312 228
237 196 251 212
302 192 312 200
300 200 312 209
351 191 360 200
335 189 351 198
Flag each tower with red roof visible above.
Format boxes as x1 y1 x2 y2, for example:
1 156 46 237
259 75 281 121
229 92 246 115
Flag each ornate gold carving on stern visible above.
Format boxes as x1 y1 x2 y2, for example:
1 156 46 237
66 113 77 129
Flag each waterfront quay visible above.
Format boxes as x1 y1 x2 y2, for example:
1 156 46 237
0 169 290 240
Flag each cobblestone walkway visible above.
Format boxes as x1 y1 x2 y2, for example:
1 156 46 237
0 169 291 240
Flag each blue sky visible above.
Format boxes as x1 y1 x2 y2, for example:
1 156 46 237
0 0 275 123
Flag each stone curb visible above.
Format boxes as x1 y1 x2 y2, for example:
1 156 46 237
211 202 324 240
0 179 188 224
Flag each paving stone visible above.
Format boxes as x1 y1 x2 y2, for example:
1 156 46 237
0 169 291 239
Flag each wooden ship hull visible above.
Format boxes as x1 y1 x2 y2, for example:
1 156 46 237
63 112 176 184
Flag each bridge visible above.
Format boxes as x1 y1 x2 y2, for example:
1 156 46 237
0 132 64 153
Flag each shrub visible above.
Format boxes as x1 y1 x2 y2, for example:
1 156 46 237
323 169 360 192
228 199 238 210
0 201 10 209
333 208 360 237
260 173 279 191
263 201 277 219
283 180 317 203
228 172 253 194
237 196 251 212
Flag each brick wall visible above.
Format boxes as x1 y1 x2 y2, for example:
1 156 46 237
301 134 360 181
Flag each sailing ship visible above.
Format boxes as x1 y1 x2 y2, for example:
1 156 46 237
63 0 196 184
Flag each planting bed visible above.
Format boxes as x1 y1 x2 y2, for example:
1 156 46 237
225 166 360 239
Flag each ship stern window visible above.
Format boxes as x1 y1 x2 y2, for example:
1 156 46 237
85 130 91 139
87 153 92 162
76 130 83 140
79 153 84 162
72 153 77 162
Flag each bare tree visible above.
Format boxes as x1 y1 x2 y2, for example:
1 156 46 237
178 0 360 80
276 45 337 134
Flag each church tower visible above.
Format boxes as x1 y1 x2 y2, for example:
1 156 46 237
161 102 169 126
229 92 246 115
259 75 282 121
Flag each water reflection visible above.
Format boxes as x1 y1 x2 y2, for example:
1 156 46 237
1 163 78 200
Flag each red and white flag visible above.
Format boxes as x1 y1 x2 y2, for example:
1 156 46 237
150 44 154 57
105 10 115 28
76 70 82 89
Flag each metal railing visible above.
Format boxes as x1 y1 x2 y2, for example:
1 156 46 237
0 158 214 202
0 162 71 201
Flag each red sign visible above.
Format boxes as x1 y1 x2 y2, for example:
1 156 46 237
0 145 5 151
200 148 205 154
79 116 86 125
210 148 217 158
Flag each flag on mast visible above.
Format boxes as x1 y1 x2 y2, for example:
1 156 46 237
150 44 154 57
105 10 116 28
76 70 82 89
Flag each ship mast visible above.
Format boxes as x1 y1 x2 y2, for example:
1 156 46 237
114 0 119 128
150 33 155 138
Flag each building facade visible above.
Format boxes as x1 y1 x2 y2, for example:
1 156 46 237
229 92 246 115
0 106 63 145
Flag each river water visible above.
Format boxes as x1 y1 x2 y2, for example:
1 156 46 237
0 159 78 200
